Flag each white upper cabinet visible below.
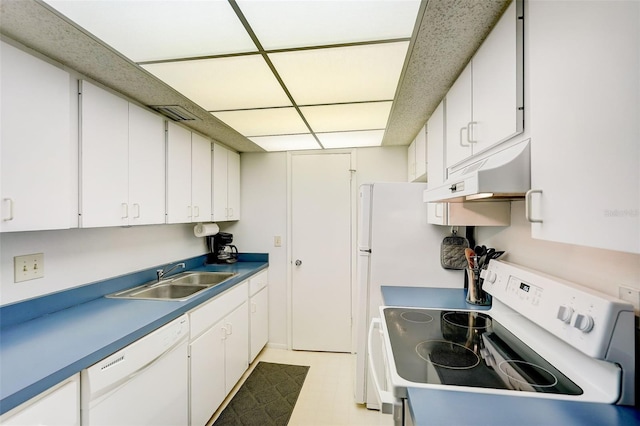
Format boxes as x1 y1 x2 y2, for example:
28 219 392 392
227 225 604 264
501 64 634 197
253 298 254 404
80 81 165 227
526 0 639 254
1 42 75 232
212 143 240 221
446 0 523 169
167 122 212 224
471 0 523 154
191 133 213 222
408 126 427 182
445 63 473 168
128 103 166 225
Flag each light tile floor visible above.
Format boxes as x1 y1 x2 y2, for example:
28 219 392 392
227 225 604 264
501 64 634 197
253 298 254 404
207 347 394 426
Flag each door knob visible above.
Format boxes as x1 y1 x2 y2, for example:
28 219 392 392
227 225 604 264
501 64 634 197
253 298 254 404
295 259 302 266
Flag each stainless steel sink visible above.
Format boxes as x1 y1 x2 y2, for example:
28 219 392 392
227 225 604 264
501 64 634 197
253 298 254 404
107 272 237 301
171 272 236 286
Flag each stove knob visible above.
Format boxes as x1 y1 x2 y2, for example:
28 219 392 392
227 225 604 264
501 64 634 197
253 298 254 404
485 270 497 284
556 305 574 323
573 313 594 333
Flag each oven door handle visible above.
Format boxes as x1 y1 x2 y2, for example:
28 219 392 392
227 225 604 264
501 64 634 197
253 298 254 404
367 318 395 414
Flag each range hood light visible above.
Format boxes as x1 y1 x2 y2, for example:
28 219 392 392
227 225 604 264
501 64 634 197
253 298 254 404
466 192 495 201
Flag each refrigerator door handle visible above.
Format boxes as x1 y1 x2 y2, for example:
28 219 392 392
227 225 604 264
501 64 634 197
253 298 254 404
359 249 372 253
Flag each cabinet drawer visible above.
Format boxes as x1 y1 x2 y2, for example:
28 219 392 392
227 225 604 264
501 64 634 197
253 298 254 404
190 282 247 338
249 270 268 296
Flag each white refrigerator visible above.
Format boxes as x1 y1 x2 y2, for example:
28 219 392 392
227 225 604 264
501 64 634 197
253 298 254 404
354 182 463 408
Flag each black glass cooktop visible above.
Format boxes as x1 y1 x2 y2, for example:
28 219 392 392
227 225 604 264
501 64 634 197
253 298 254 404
383 308 582 395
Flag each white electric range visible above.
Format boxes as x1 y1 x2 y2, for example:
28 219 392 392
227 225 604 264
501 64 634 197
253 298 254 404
370 260 635 425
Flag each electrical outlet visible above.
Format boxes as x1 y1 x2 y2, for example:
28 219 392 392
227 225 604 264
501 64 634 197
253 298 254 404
14 253 44 283
618 286 640 314
274 236 282 247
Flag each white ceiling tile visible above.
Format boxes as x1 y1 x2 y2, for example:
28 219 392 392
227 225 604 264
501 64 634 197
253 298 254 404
317 130 385 149
142 55 291 111
212 108 308 137
236 0 421 50
44 0 256 62
301 102 392 132
250 134 321 152
269 42 409 105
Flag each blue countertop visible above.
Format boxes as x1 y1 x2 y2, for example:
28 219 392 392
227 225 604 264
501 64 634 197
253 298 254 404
0 255 267 415
381 286 640 426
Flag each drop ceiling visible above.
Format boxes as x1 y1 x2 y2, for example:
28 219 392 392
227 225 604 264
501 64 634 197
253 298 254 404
0 0 510 153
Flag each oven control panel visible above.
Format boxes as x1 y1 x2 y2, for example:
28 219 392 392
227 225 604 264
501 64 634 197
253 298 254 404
484 260 634 359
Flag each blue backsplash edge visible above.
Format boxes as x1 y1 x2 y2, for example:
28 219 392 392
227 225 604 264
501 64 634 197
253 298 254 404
0 253 268 329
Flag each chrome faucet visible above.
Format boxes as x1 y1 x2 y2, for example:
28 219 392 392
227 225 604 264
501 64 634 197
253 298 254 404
156 262 185 282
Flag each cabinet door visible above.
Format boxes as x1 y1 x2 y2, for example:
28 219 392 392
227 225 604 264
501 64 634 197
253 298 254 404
0 374 79 426
128 104 165 225
527 0 639 253
414 126 427 181
191 133 212 222
445 63 473 168
407 140 416 182
426 101 446 186
472 0 523 154
224 301 249 394
1 42 73 232
80 81 129 228
166 123 192 224
189 324 226 426
250 287 269 362
212 143 229 221
226 150 241 220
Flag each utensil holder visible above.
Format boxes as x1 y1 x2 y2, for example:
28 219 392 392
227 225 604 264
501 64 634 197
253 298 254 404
465 267 491 306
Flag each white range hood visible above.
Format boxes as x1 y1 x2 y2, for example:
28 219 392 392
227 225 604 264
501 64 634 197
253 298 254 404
424 139 530 203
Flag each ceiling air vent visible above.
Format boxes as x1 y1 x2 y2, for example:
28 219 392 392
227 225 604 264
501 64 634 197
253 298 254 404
151 105 198 121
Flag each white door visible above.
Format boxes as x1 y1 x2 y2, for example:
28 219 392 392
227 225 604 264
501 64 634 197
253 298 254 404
291 153 352 352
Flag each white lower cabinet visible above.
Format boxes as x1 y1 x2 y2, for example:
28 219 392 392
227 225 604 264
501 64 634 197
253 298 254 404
188 281 249 426
249 270 269 362
0 374 80 426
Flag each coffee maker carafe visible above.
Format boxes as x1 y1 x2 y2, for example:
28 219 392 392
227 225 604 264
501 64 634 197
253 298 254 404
206 232 238 264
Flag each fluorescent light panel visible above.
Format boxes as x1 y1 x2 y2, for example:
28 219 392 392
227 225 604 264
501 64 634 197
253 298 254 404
300 102 392 132
143 55 291 111
212 108 308 137
44 0 256 62
317 130 385 149
236 0 421 50
250 134 321 152
268 42 410 105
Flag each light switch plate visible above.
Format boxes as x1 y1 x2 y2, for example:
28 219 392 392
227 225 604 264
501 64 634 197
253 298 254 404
274 236 282 247
14 253 44 282
618 286 640 315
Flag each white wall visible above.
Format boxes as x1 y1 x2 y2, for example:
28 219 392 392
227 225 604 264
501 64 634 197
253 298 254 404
0 224 206 305
476 201 640 298
226 146 407 348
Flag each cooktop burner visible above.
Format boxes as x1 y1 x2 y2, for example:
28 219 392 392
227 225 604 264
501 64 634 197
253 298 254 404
416 340 480 369
383 307 583 396
400 311 434 323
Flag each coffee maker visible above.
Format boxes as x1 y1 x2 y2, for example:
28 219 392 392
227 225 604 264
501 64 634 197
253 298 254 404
206 232 238 264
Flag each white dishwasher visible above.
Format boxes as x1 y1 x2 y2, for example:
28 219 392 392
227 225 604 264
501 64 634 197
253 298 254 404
81 315 189 426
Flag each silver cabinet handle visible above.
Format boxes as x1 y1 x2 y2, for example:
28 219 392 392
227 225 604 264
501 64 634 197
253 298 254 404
187 205 192 218
525 189 543 223
459 127 469 147
295 259 302 266
3 198 14 221
194 206 200 218
467 121 478 144
121 203 128 219
133 203 140 218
